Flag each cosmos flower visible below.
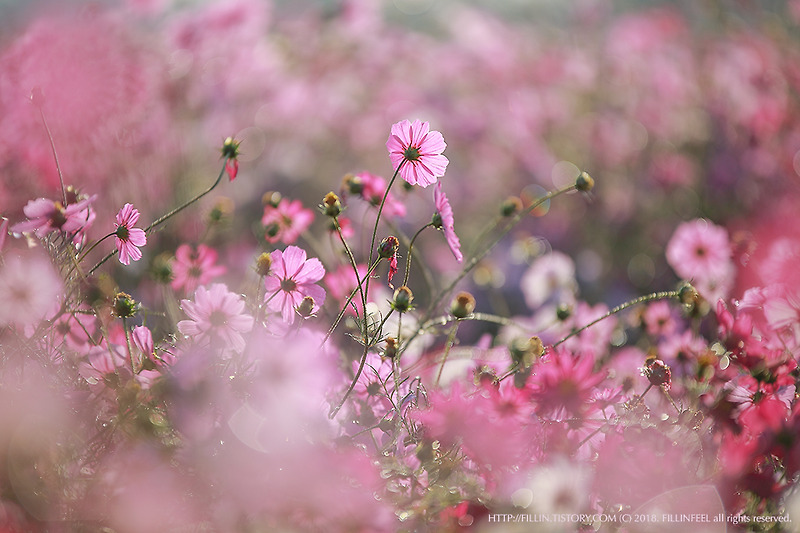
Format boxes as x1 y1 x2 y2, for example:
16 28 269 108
12 194 96 242
261 198 314 245
386 119 448 187
263 246 326 324
114 203 147 265
433 182 463 263
177 283 254 353
170 243 227 295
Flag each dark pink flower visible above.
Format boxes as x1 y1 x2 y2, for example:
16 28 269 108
261 198 314 244
114 203 147 265
170 243 227 295
264 246 326 324
177 283 254 353
386 119 448 187
356 171 406 218
433 182 463 263
529 347 606 420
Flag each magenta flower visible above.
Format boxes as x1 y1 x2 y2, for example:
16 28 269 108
433 182 463 263
177 283 254 353
114 203 147 265
261 198 314 244
386 119 448 187
171 244 227 295
264 246 326 324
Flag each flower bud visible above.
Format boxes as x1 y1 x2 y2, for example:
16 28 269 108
509 336 544 370
575 171 594 192
220 136 241 159
378 236 399 259
341 173 364 196
112 292 138 319
255 252 273 276
451 292 476 319
500 196 523 217
556 303 572 321
391 286 414 313
296 296 316 318
150 252 174 284
642 356 672 390
474 364 498 387
320 192 343 217
262 191 282 208
384 336 398 360
208 197 234 226
431 212 443 229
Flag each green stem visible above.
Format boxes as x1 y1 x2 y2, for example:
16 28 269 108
323 258 382 345
37 104 67 206
402 222 434 288
552 289 680 349
435 321 460 387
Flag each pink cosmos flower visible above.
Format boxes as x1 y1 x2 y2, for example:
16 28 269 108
528 347 607 420
114 203 147 265
356 172 406 218
12 195 96 242
386 119 448 187
433 182 463 263
170 243 227 295
177 283 254 353
264 246 326 324
666 219 733 301
261 198 314 244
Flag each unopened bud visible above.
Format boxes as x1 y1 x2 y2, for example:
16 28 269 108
576 171 594 192
556 303 572 321
392 286 414 313
474 364 498 387
255 252 273 276
509 336 544 370
221 136 241 159
262 191 282 208
642 356 672 390
150 252 174 284
384 336 398 360
208 197 234 225
296 296 316 318
342 174 363 195
378 236 399 259
451 292 476 319
112 292 138 318
501 196 524 217
321 192 343 217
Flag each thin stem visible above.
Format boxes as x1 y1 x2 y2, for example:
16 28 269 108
329 308 395 419
402 222 434 288
435 321 460 387
37 104 67 206
323 258 382 345
552 289 680 349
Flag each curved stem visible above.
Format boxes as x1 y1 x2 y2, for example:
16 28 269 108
552 289 680 349
402 222 434 288
435 321 460 387
38 105 67 206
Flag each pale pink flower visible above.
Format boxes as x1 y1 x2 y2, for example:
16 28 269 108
170 243 227 295
114 203 147 265
357 171 406 218
433 182 463 263
261 198 314 244
12 195 96 241
386 119 448 187
132 325 155 361
520 251 577 310
642 300 678 337
264 246 326 324
78 345 127 386
0 251 62 328
666 219 733 301
177 283 254 353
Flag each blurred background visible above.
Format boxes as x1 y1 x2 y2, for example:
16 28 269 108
1 0 799 319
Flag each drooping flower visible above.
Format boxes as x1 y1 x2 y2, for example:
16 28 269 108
114 203 147 265
177 283 254 353
12 194 96 242
263 246 326 324
170 243 227 295
386 119 448 187
433 182 462 263
261 198 314 244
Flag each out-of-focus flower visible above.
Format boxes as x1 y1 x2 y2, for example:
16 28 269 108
263 246 326 324
528 347 606 420
79 345 127 386
355 172 406 218
520 251 577 310
114 203 147 265
433 182 463 263
386 119 448 187
11 195 96 241
642 300 679 337
666 219 733 302
171 243 227 295
325 263 372 314
0 251 62 328
261 198 314 245
177 283 254 353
